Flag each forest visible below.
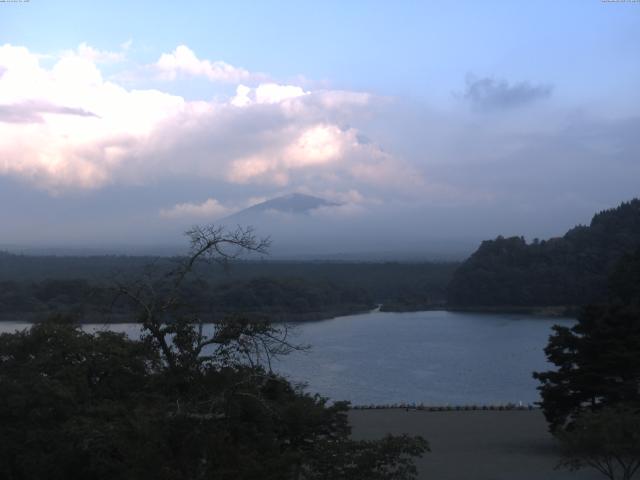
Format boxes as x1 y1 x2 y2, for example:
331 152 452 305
447 199 640 309
0 253 457 322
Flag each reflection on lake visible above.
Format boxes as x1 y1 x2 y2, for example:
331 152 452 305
0 310 572 406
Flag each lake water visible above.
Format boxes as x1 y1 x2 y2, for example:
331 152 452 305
0 310 572 406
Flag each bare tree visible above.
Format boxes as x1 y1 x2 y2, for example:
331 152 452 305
114 225 300 371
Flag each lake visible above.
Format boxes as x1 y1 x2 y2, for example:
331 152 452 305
0 310 572 406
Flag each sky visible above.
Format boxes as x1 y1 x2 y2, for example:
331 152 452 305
1 0 639 254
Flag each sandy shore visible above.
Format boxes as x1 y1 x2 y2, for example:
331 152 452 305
349 409 602 480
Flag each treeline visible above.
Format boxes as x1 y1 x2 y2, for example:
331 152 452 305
0 277 374 322
0 258 458 320
447 199 640 307
182 277 376 321
0 278 109 315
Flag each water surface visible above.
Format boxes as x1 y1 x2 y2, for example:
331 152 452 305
0 310 572 406
273 310 571 406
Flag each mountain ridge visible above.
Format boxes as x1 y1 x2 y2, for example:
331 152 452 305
222 193 340 222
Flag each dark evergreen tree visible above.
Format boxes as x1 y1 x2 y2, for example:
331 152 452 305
533 304 640 431
533 247 640 431
534 247 640 479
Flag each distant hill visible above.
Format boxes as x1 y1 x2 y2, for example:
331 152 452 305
223 193 340 222
216 193 476 261
447 199 640 308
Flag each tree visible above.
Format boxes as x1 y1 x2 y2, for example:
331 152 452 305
447 198 640 308
556 406 640 480
112 225 299 378
0 225 429 479
533 304 640 431
533 247 640 431
0 317 157 480
534 248 640 479
608 247 640 307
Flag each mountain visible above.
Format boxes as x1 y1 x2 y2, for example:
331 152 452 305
447 199 640 307
216 193 477 260
223 193 340 222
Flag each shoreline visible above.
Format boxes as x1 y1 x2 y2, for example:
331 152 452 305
381 304 578 317
351 403 537 411
0 305 375 325
0 304 577 324
444 305 579 317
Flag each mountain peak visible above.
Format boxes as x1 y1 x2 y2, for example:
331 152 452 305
224 193 340 221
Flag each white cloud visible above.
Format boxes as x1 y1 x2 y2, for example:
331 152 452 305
0 41 636 247
0 42 428 202
230 85 252 107
231 83 308 107
0 43 188 190
155 45 252 83
283 124 345 167
226 124 386 186
315 90 371 109
160 198 232 219
65 42 126 63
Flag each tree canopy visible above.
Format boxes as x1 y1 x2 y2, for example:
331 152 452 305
534 247 640 479
556 406 640 480
533 246 640 431
0 226 429 479
533 303 640 431
448 199 640 307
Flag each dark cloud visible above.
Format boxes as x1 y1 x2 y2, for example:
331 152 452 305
0 101 99 123
463 75 553 111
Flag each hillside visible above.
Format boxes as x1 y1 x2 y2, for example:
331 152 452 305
447 199 640 308
223 193 339 220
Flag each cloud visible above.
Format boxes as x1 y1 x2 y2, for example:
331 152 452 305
231 83 308 107
225 120 346 184
64 42 126 63
1 42 637 247
315 90 371 109
284 124 345 166
160 198 232 219
223 122 420 193
0 43 187 190
155 45 254 83
306 190 373 218
463 75 553 111
0 43 423 202
0 100 98 123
